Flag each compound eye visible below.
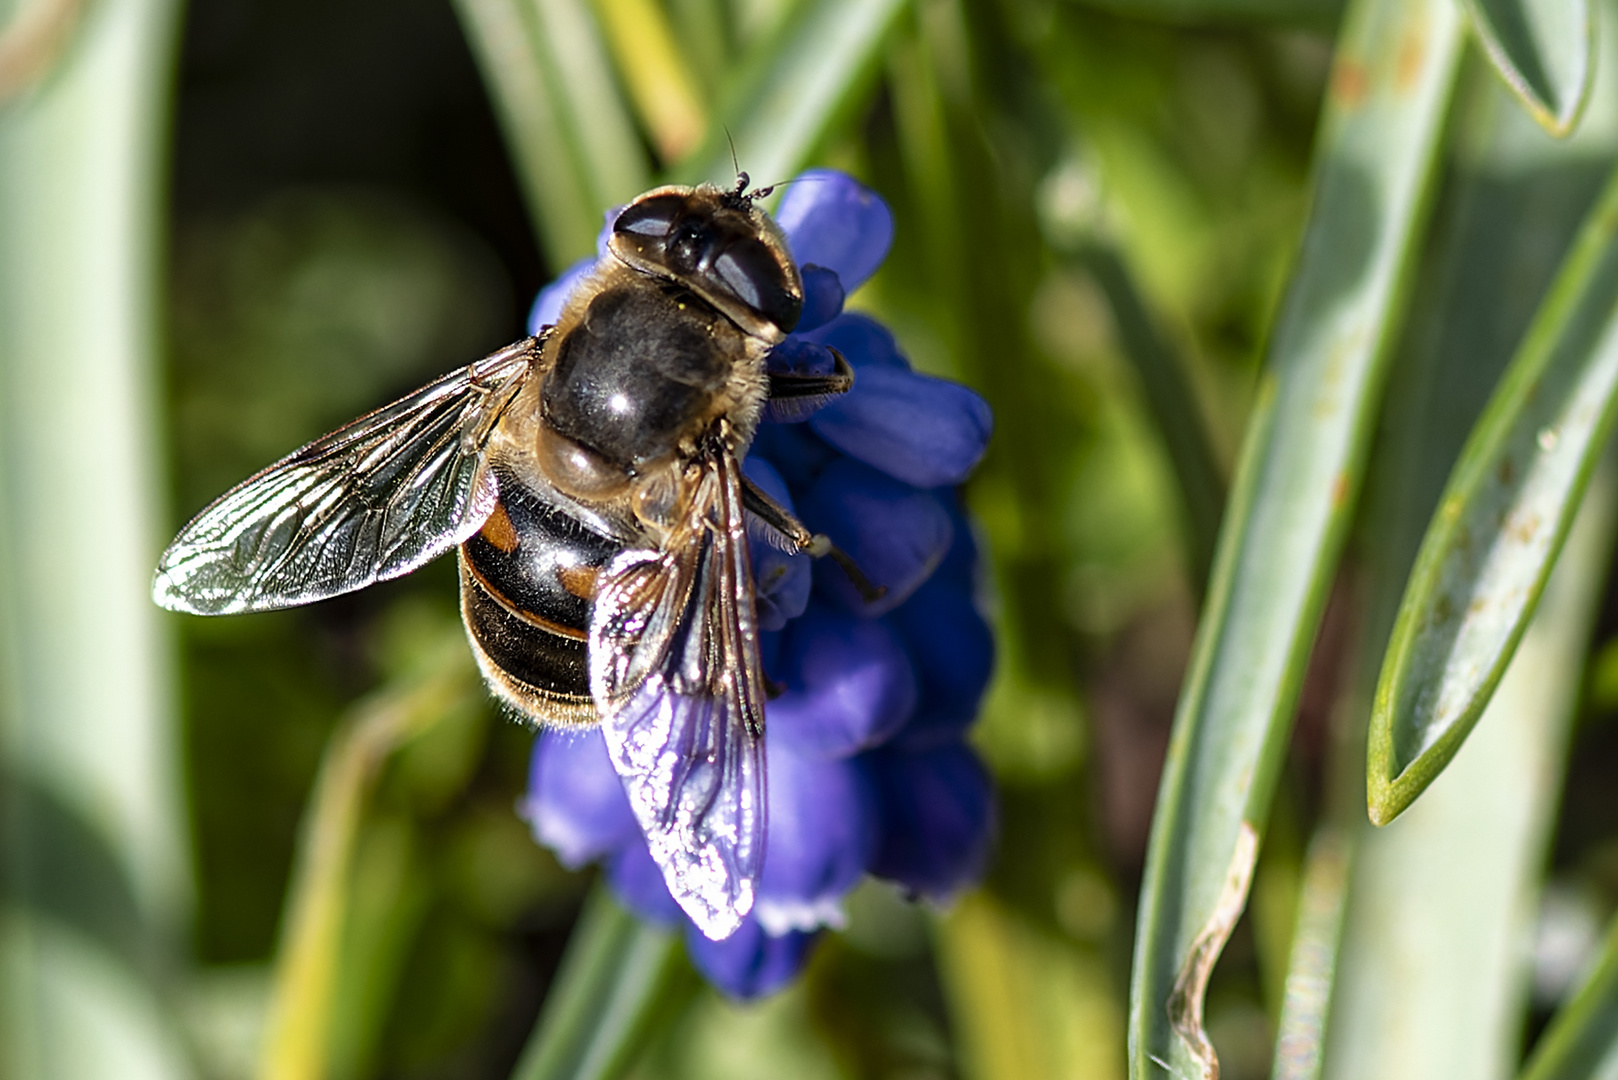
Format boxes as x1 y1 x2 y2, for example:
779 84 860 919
667 218 716 274
613 196 722 278
613 193 685 240
712 238 802 333
536 424 631 501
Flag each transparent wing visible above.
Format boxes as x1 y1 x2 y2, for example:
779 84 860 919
589 451 768 940
154 337 538 614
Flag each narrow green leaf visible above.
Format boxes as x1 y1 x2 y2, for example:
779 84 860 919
1126 0 1464 1074
663 0 732 97
1368 163 1618 825
674 0 909 186
1521 908 1618 1080
1464 0 1595 138
591 0 710 161
1076 243 1227 596
452 0 650 267
1268 47 1618 1071
1324 462 1616 1079
0 0 91 104
510 885 690 1080
324 816 433 1080
525 0 653 205
2 771 153 982
1269 829 1349 1080
0 0 192 1073
258 643 475 1080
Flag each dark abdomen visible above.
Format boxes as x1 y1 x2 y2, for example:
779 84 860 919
459 465 624 726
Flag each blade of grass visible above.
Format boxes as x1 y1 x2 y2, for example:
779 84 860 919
674 0 910 186
663 0 731 98
0 0 192 1072
323 815 434 1080
509 884 690 1080
1368 162 1618 824
1126 0 1463 1074
452 0 650 267
257 641 475 1080
1521 908 1618 1080
453 0 601 265
526 0 652 205
1463 0 1595 138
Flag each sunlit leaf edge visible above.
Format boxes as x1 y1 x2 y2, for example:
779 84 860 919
1461 0 1597 138
1367 162 1618 826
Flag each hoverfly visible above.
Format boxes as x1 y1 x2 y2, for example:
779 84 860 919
153 176 878 939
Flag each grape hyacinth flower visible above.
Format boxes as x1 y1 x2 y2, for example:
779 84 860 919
520 170 996 999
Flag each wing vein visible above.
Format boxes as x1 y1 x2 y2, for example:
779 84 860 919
153 338 536 614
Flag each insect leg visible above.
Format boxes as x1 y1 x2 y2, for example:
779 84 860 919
766 346 854 403
739 472 886 604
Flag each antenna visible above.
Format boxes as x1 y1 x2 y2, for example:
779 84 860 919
725 128 742 185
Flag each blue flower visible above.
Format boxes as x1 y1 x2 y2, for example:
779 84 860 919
519 170 996 999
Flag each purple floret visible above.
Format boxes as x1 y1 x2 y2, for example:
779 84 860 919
520 730 639 867
803 459 955 616
685 920 819 1000
773 168 895 292
766 603 917 758
809 367 993 488
755 739 878 932
867 741 996 900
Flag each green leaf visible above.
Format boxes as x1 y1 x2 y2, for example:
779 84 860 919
591 0 710 161
674 0 910 186
509 885 690 1080
0 0 92 104
324 816 434 1080
1324 464 1617 1078
1267 48 1618 1072
452 0 651 267
1521 908 1618 1080
1368 163 1618 825
935 892 1125 1080
1269 829 1349 1080
0 0 193 1072
258 642 476 1080
1464 0 1596 138
2 771 153 981
1126 0 1464 1073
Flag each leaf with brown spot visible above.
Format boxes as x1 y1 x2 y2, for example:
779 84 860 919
1126 0 1465 1072
1370 163 1618 825
1165 824 1259 1080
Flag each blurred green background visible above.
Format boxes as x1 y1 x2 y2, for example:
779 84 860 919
7 0 1618 1076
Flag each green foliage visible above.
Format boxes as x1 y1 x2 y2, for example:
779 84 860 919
10 0 1618 1077
1369 163 1618 825
1463 0 1596 137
